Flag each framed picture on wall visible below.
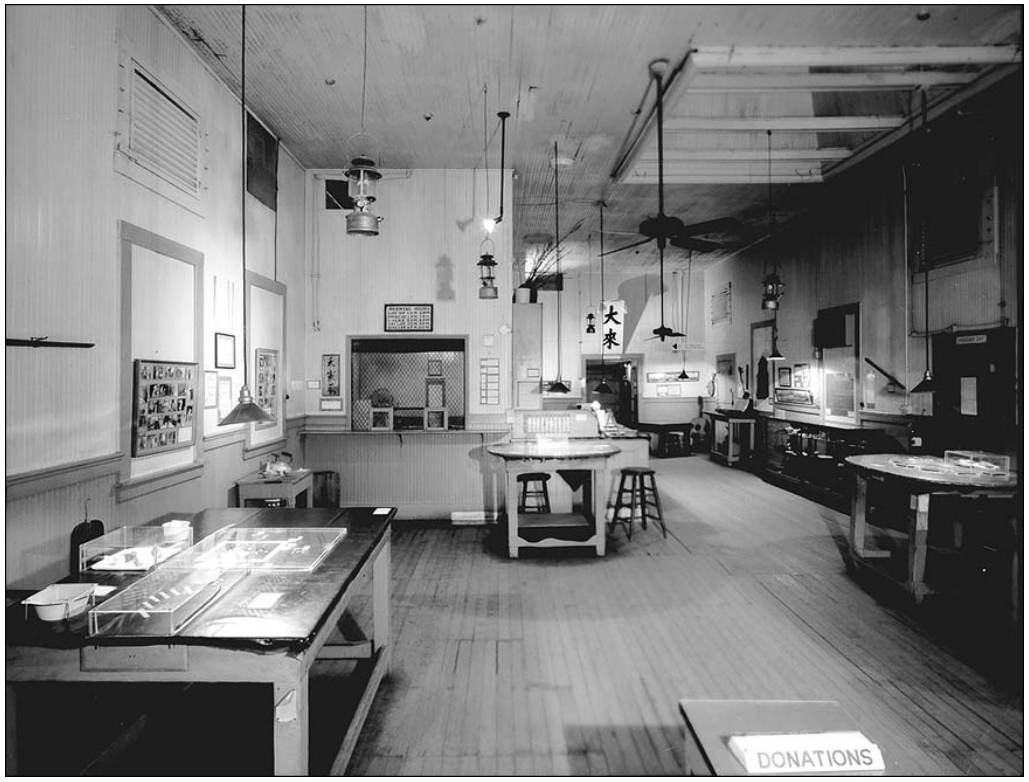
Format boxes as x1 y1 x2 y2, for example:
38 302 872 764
427 358 443 377
322 353 341 396
132 359 198 457
214 332 235 369
777 367 793 388
793 363 811 389
254 348 279 428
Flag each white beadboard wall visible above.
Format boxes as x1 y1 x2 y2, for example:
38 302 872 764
306 168 513 418
5 6 310 588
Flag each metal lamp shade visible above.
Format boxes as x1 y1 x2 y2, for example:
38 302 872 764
219 384 272 426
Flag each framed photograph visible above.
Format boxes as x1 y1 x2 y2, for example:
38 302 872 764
427 358 443 377
254 348 279 427
777 367 793 388
204 370 219 408
774 387 815 406
132 359 198 457
214 332 235 369
793 363 811 390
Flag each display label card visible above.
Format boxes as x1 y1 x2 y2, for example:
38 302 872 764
728 731 884 775
247 592 284 610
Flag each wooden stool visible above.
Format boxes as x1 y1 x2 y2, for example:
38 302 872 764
517 472 552 514
611 467 666 539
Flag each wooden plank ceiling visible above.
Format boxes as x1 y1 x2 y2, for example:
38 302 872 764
158 5 1021 274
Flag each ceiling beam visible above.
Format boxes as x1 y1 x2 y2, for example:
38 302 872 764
623 173 825 185
689 70 978 92
664 116 905 132
636 148 853 162
690 45 1023 69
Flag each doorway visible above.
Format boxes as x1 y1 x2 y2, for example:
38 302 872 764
582 354 641 426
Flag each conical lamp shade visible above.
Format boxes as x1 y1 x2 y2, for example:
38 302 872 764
218 384 272 426
594 380 613 394
677 369 689 380
768 345 785 362
547 379 571 394
911 369 936 394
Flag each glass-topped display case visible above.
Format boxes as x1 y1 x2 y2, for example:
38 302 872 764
80 524 193 573
88 527 347 637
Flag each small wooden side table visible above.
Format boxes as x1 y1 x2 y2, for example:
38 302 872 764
236 468 314 508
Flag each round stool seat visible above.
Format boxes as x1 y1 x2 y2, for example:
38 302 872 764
517 472 551 484
620 467 655 476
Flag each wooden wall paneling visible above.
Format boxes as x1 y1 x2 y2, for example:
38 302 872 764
5 6 121 474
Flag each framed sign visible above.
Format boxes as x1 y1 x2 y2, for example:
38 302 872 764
322 353 341 396
255 348 279 427
132 359 198 457
384 303 433 332
793 363 811 390
774 388 815 406
777 367 793 388
214 332 235 369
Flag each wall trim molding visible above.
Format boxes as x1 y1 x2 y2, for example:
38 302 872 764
5 452 125 501
202 429 247 451
114 463 204 503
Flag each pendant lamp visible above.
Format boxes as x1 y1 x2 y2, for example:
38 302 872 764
547 141 570 394
594 204 613 395
761 130 785 310
344 6 382 236
220 4 272 427
482 110 510 233
911 90 936 394
677 251 693 380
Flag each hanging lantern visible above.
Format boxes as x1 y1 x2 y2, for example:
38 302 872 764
477 239 498 299
344 155 383 236
761 271 785 310
585 311 596 334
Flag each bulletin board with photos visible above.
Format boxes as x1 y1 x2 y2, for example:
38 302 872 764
132 359 198 456
255 348 279 427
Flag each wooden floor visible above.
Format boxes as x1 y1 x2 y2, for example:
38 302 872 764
344 454 1023 776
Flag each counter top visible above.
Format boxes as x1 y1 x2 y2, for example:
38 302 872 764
488 442 621 460
846 454 1016 488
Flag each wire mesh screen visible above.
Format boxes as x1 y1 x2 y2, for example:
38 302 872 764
351 340 465 430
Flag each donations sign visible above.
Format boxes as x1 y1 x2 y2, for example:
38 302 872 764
728 731 884 774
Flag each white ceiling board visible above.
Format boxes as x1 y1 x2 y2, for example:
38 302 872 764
157 4 1022 273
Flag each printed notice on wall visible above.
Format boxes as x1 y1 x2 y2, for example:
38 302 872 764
826 372 855 418
960 376 978 415
480 358 500 405
384 303 433 332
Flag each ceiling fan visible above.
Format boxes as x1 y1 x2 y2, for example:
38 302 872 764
603 59 739 341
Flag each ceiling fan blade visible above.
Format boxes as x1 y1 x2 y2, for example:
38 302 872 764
678 216 741 236
599 236 652 257
670 236 721 252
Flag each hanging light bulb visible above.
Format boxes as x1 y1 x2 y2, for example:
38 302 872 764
221 4 271 427
594 203 612 395
911 89 936 395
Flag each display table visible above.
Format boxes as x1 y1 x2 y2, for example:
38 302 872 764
705 412 756 467
846 454 1017 603
679 699 900 775
237 468 314 508
487 441 620 558
6 505 395 776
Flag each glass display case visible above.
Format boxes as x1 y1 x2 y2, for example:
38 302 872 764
943 450 1010 475
88 527 347 636
80 525 193 573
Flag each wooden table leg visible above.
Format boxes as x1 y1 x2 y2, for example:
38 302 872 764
849 472 868 557
373 538 391 674
594 466 607 556
272 676 309 775
908 492 931 602
6 683 18 775
506 470 520 558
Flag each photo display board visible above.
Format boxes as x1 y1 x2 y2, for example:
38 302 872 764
132 359 197 456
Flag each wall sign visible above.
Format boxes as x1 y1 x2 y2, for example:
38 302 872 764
384 303 433 332
321 353 341 396
132 359 197 457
